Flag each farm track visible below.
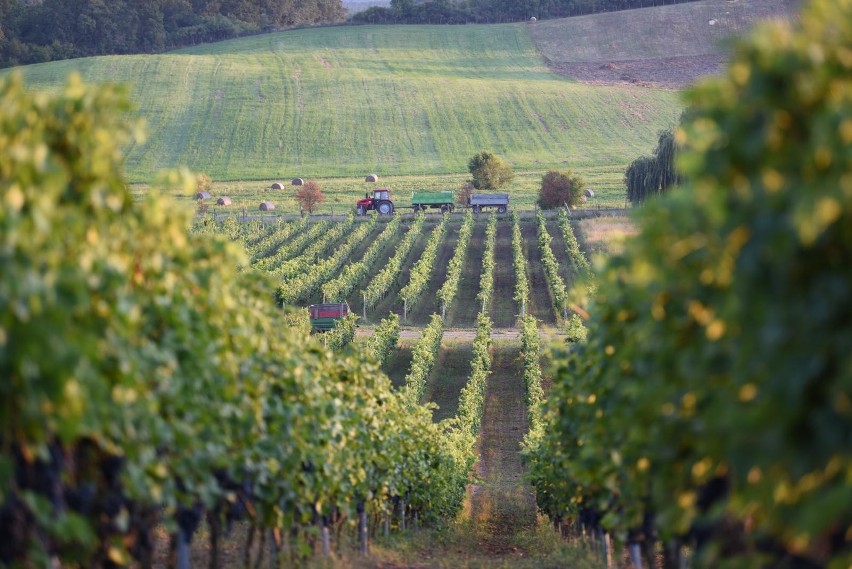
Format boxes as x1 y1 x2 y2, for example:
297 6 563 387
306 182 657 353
407 223 460 326
469 344 537 555
520 222 556 325
491 218 518 329
447 222 487 328
424 342 473 423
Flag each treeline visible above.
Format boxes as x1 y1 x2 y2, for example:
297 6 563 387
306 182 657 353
0 0 345 67
351 0 701 24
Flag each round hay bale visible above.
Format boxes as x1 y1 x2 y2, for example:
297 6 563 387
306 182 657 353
259 201 276 211
217 197 232 206
529 16 537 23
271 182 284 190
292 178 304 186
195 191 212 200
584 189 595 199
364 174 379 183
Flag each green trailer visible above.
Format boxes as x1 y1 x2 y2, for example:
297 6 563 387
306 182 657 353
412 191 455 213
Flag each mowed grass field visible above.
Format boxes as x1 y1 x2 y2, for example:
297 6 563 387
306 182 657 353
11 24 680 183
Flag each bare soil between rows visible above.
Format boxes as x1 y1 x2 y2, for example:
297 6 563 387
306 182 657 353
547 53 726 89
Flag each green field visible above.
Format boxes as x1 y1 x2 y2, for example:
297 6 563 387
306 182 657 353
12 24 680 183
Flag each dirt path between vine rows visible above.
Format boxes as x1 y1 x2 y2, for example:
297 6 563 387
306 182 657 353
468 344 537 556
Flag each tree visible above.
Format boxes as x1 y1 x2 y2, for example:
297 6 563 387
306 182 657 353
625 126 682 205
456 181 474 205
295 180 325 214
196 171 212 193
467 151 514 190
537 169 584 209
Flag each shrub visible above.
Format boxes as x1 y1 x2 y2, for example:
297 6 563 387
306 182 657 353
537 169 584 209
467 151 514 190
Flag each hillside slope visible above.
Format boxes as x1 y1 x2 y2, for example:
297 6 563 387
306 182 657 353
530 0 800 86
11 24 679 182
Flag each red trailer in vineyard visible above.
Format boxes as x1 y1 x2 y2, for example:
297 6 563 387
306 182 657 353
309 302 351 332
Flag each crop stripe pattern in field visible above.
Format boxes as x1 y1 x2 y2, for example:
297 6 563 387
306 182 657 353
322 216 402 302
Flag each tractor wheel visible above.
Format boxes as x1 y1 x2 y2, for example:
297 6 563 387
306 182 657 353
473 205 481 214
377 201 394 215
497 205 507 214
441 204 450 214
356 205 366 216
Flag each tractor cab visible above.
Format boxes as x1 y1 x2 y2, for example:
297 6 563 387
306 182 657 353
356 188 395 216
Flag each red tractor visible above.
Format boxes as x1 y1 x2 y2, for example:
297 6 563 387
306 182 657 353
356 189 394 216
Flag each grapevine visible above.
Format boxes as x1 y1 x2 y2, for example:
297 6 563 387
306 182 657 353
402 314 444 406
535 212 568 321
274 215 377 305
512 212 530 319
399 215 449 320
322 216 401 302
362 214 425 311
475 214 497 314
436 210 474 319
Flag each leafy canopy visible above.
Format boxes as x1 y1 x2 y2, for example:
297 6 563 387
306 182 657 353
527 0 852 565
537 169 585 209
467 151 514 190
